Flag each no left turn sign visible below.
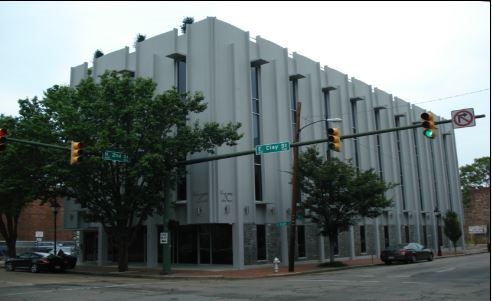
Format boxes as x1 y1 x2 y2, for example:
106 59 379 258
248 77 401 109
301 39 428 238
451 108 476 129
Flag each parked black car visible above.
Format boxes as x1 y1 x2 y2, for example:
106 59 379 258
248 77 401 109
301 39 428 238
5 252 66 273
34 247 77 269
380 243 434 264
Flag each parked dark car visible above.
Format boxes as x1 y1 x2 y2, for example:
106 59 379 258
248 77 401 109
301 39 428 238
4 252 66 273
380 243 434 264
34 247 77 269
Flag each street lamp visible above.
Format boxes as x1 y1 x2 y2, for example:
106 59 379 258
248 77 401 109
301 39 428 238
288 101 342 272
434 207 442 256
51 200 61 255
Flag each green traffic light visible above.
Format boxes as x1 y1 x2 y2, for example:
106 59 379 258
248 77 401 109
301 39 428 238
423 129 434 138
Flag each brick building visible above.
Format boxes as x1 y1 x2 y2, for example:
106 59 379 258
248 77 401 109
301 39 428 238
3 199 74 243
463 187 491 244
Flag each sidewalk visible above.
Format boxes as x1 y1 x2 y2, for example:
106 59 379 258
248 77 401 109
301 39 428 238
68 245 489 280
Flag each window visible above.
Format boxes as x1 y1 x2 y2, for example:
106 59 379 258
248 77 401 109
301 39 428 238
442 135 453 210
412 129 424 210
351 100 360 169
257 225 266 260
404 225 410 243
297 225 306 258
360 225 367 253
374 110 384 180
290 79 299 133
423 225 428 247
429 142 439 209
384 225 390 248
333 232 339 255
394 116 406 210
251 66 263 201
322 87 335 159
176 59 187 201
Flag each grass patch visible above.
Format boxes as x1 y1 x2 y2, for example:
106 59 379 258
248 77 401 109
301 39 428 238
318 261 347 268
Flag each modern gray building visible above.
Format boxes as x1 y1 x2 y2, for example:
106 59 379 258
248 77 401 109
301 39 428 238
65 17 464 269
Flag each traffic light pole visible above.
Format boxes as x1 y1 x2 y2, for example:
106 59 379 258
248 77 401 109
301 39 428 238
288 102 302 272
6 137 70 151
178 114 486 166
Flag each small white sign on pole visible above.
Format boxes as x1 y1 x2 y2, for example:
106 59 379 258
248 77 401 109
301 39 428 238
35 231 44 238
160 232 169 244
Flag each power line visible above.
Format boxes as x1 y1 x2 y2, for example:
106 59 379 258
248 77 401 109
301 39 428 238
414 88 490 105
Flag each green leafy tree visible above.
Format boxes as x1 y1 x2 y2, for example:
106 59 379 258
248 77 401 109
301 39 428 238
460 157 490 204
40 71 242 271
181 17 194 34
299 147 394 263
0 98 62 257
443 210 462 254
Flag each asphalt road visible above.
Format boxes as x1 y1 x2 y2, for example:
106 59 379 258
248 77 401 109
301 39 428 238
0 253 489 301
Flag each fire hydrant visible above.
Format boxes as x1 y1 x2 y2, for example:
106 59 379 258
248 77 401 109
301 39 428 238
273 257 280 273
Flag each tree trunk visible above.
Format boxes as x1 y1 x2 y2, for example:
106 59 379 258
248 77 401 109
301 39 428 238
117 238 129 272
328 235 336 263
0 214 18 257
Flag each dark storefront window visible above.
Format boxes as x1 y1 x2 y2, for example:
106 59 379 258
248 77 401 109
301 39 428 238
257 225 266 260
297 225 306 258
157 224 232 264
360 225 367 253
384 225 390 248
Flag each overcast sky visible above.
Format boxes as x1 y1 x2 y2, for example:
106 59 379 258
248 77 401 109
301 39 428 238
0 1 489 166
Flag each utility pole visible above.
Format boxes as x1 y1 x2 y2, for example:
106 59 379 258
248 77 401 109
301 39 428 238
288 102 302 272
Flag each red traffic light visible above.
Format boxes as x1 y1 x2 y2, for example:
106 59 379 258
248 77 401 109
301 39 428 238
0 128 7 151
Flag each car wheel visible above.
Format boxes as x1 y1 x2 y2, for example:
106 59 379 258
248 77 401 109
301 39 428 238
410 255 417 263
30 263 38 273
384 260 392 265
5 262 14 271
427 253 434 261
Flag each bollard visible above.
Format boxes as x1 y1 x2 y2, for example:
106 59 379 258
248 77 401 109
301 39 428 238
273 257 280 273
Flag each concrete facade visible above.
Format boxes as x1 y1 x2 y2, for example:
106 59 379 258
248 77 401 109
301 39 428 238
65 17 465 268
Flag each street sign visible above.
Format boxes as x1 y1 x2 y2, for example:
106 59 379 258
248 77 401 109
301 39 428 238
451 108 476 129
468 225 487 234
275 221 291 227
102 150 129 163
255 142 290 155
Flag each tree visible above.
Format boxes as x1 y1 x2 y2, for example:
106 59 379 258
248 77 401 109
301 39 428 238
40 71 242 271
443 210 462 254
460 156 490 204
181 17 194 34
133 33 146 49
299 147 394 263
0 98 61 257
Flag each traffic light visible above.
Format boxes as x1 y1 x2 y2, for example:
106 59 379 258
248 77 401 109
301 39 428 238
421 112 437 139
0 128 6 151
328 127 341 152
70 141 83 165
